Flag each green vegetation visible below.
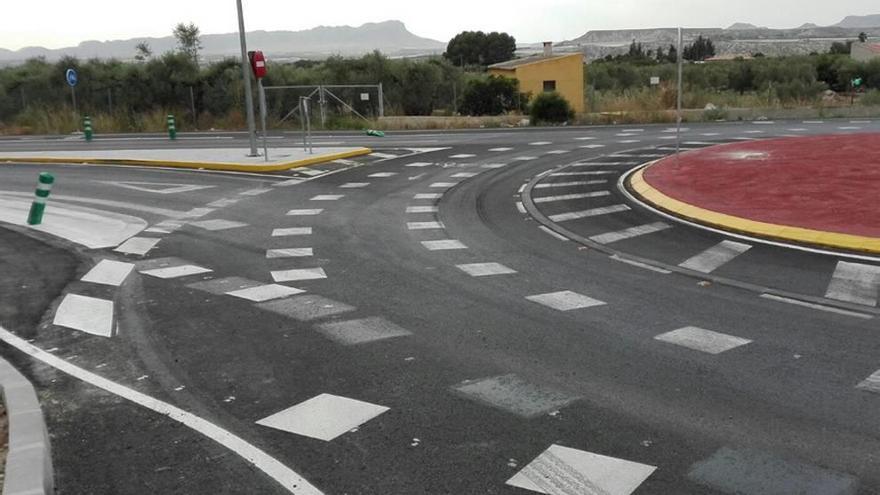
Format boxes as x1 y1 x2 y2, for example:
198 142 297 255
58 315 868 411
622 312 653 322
530 92 574 124
459 76 527 116
444 31 516 67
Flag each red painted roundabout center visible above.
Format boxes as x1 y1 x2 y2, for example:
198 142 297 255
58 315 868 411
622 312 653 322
628 133 880 254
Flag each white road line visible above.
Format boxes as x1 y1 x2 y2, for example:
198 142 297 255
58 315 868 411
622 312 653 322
482 163 508 169
286 209 323 216
803 120 824 124
571 162 635 167
456 262 517 277
114 237 161 256
546 150 570 154
421 239 467 250
548 204 631 222
226 284 305 302
516 202 527 214
678 240 752 274
189 219 249 231
489 147 513 151
339 183 370 189
257 394 389 442
406 206 438 213
272 227 312 237
81 260 135 287
507 444 655 495
579 144 605 149
368 172 397 178
512 156 538 161
207 199 240 208
297 168 327 176
610 255 672 274
518 184 527 193
539 226 570 241
533 191 611 203
0 324 323 495
430 182 458 188
267 248 314 258
526 291 605 311
451 172 479 178
529 141 552 146
534 181 606 189
760 294 872 319
370 152 398 159
407 221 445 230
618 139 641 144
655 326 752 354
310 195 344 201
271 268 328 282
857 370 880 393
553 170 617 176
414 193 443 200
450 154 476 158
316 317 412 345
825 261 880 306
574 137 596 140
590 222 671 245
141 265 212 279
239 188 272 196
405 162 433 167
53 294 114 337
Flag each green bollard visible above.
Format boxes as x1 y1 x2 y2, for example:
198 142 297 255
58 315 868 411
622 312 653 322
167 114 177 140
83 116 93 142
366 129 385 137
27 172 55 226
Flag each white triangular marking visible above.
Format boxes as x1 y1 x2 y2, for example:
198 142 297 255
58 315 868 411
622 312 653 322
99 181 215 195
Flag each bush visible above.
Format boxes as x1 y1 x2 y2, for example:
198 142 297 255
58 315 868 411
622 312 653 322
459 75 524 116
530 92 574 124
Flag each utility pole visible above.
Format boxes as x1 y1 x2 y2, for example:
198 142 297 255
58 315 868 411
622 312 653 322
675 27 683 159
236 0 258 156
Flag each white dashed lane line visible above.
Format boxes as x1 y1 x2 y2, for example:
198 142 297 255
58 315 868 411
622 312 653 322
81 260 135 286
825 261 880 307
421 240 468 251
548 205 631 222
526 291 606 311
534 181 607 189
589 222 671 245
267 248 314 258
287 209 324 216
114 237 161 256
272 227 313 237
271 268 328 282
257 393 389 442
407 222 445 230
407 206 438 213
455 263 517 277
339 183 370 189
140 265 213 279
53 294 115 337
189 219 249 231
310 195 345 201
414 193 443 200
654 327 752 355
226 284 305 302
532 191 611 204
678 240 752 274
368 172 398 178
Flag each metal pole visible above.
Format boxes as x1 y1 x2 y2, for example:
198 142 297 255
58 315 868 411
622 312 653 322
303 98 313 154
236 0 258 157
300 97 307 151
675 27 683 159
378 83 384 118
107 88 113 114
319 86 326 128
189 86 197 128
259 79 269 161
71 86 77 119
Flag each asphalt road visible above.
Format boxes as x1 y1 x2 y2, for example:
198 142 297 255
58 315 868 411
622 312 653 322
1 119 879 494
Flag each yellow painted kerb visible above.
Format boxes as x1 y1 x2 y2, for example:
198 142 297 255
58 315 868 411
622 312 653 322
0 147 373 173
629 166 880 254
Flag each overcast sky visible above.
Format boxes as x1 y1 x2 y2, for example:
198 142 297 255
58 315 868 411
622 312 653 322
1 0 877 50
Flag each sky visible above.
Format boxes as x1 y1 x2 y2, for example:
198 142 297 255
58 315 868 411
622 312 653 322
1 0 878 50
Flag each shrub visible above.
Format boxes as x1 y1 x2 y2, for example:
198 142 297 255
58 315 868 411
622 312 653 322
530 92 574 124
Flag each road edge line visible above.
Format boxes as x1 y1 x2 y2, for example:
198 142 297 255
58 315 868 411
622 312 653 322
0 324 324 495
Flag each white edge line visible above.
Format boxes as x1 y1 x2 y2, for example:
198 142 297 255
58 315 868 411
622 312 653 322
760 294 872 320
516 202 527 214
539 225 570 241
617 164 880 264
0 325 323 495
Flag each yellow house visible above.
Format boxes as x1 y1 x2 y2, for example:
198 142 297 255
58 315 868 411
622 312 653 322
488 44 585 114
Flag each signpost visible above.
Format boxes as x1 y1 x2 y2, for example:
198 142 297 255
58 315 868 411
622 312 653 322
65 68 78 119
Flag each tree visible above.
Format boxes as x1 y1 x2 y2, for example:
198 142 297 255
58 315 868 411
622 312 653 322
683 35 716 61
459 75 522 115
530 92 574 124
728 62 756 94
134 42 152 62
859 32 869 43
173 22 202 64
444 31 516 67
829 41 853 55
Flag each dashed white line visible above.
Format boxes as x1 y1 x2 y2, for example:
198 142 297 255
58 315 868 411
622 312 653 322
825 261 880 306
368 172 397 178
678 240 752 274
414 193 443 200
405 162 433 167
272 227 313 237
430 182 458 188
257 394 389 442
450 154 476 159
286 209 324 216
226 284 305 302
141 265 213 279
655 326 752 354
407 221 445 230
456 263 517 277
339 183 370 189
114 237 161 256
526 291 605 311
489 147 514 152
406 206 438 213
451 172 479 178
548 204 631 222
760 294 872 319
310 195 344 201
421 239 467 250
81 260 135 287
589 222 671 244
516 202 527 214
271 268 328 282
53 294 115 337
532 191 611 203
534 181 607 189
267 248 314 258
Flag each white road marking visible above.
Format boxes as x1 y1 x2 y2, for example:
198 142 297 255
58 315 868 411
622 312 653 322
571 162 635 167
610 255 672 274
53 294 114 337
743 130 764 134
0 326 323 494
701 132 721 136
549 204 631 222
512 156 538 161
545 150 570 155
452 374 579 418
368 172 397 177
857 370 880 393
81 260 134 287
482 163 508 168
286 209 323 216
760 294 872 319
407 221 445 230
489 147 513 151
451 172 479 178
339 182 370 189
239 188 272 196
316 317 413 345
267 248 314 258
414 193 443 200
538 226 570 241
298 168 327 177
187 276 261 295
114 237 160 256
272 227 312 237
526 291 605 311
450 154 476 158
310 195 344 201
590 222 671 244
370 152 398 159
611 153 666 158
579 144 605 149
553 170 617 177
141 265 212 279
405 162 433 167
838 126 861 130
787 128 808 132
421 239 467 250
535 181 608 189
850 120 871 124
273 178 307 187
257 394 388 442
533 191 611 203
144 227 171 234
618 139 641 144
189 219 249 231
407 206 438 213
678 240 752 273
226 284 305 302
99 181 215 195
430 182 458 188
529 141 552 146
456 262 517 277
507 444 656 495
575 137 596 140
804 120 824 124
516 202 527 214
655 326 752 354
518 184 527 194
825 261 880 306
271 268 328 282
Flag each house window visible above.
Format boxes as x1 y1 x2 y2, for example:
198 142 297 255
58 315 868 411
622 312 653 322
543 80 557 92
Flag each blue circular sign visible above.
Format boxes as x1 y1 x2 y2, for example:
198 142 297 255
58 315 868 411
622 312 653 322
65 68 78 87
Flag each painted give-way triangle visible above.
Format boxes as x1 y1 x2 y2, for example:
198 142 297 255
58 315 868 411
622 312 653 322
99 181 215 195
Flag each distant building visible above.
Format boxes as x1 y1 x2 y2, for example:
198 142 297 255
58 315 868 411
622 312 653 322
851 42 880 62
488 42 585 114
705 54 754 62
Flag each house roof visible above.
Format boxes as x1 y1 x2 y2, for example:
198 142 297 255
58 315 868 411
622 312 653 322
488 53 582 70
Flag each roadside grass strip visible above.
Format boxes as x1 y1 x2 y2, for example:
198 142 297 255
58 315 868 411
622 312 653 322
81 260 134 286
53 294 115 337
508 444 656 494
654 327 752 354
257 394 389 441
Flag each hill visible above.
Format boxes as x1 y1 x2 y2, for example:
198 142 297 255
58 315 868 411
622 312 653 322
834 14 880 28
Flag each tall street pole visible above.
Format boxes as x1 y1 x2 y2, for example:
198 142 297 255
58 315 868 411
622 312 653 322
675 27 683 160
236 0 258 156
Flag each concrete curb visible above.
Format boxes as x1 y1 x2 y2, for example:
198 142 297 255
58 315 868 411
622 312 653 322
0 147 373 173
628 166 880 255
0 356 53 495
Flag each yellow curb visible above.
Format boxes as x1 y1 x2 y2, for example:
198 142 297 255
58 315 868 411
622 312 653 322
630 166 880 255
0 147 373 173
